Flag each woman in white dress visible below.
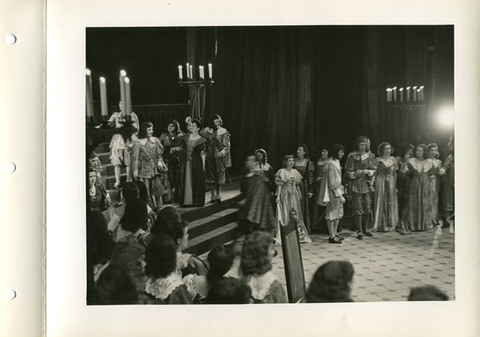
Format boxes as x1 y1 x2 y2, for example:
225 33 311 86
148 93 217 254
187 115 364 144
275 155 312 243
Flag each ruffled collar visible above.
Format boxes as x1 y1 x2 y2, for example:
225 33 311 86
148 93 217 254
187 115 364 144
243 272 279 301
145 273 183 300
408 158 434 172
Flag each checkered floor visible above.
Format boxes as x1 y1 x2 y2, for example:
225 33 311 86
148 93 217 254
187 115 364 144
271 226 455 302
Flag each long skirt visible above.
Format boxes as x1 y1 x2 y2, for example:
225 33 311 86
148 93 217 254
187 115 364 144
373 176 399 232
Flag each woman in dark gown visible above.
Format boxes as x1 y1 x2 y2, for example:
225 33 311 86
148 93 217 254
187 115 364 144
174 118 207 207
294 144 315 233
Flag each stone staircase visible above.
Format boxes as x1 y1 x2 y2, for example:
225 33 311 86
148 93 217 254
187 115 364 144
181 195 245 256
94 141 246 256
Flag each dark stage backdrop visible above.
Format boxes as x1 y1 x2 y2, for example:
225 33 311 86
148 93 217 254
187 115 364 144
87 26 453 172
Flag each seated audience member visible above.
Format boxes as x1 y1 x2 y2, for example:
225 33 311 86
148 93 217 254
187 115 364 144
407 285 449 301
144 233 191 304
143 205 181 246
183 245 235 303
111 198 148 245
109 241 150 304
87 211 115 283
239 231 287 303
94 264 139 305
305 261 355 303
155 216 209 277
105 182 140 232
89 168 110 212
134 180 156 230
206 277 252 304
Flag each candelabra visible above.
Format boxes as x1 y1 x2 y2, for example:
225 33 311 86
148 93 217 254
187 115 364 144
386 85 425 105
177 63 214 121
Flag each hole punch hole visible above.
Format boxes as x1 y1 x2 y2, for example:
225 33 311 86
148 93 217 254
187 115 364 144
5 289 16 300
5 162 16 173
5 34 17 45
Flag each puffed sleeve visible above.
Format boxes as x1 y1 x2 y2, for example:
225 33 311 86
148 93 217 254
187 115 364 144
275 169 286 186
168 284 192 304
266 280 288 303
220 132 231 156
328 164 343 197
182 274 197 301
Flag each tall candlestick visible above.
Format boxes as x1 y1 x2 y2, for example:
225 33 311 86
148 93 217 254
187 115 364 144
420 86 424 101
189 65 193 79
119 70 127 117
413 86 417 101
178 65 183 80
208 63 213 79
386 88 391 102
125 77 132 116
406 87 410 101
399 88 404 102
393 87 397 101
99 77 108 117
86 69 94 118
186 63 190 78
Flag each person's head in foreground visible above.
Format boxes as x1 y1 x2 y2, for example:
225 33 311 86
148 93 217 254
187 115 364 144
94 264 139 305
144 233 177 279
305 260 355 303
408 285 449 301
206 277 252 304
240 231 277 276
207 245 235 284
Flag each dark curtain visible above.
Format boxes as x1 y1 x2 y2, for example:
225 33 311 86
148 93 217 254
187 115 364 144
192 27 365 171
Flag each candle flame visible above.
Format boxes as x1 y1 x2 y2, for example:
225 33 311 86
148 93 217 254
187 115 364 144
124 77 130 83
393 87 397 90
420 86 424 89
406 87 410 90
120 70 127 77
85 69 91 76
413 86 417 89
399 88 404 91
100 77 106 82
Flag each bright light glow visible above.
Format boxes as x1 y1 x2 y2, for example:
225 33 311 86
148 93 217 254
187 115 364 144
399 88 404 91
393 87 397 90
420 86 424 89
413 86 417 89
100 77 105 83
120 70 127 77
85 69 91 76
124 77 130 83
406 86 411 90
438 107 454 126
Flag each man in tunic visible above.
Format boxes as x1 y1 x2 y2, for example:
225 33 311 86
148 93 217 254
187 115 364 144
345 136 376 240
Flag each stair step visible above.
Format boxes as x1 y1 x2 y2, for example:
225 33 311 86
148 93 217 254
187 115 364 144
188 206 242 239
184 222 245 256
178 194 244 223
94 142 111 154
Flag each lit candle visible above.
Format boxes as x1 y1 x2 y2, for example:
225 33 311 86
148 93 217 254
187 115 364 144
99 77 108 117
186 63 190 78
413 86 417 101
199 65 203 79
189 65 193 79
406 87 411 101
124 77 132 116
420 86 424 101
417 89 421 101
85 69 94 118
399 88 404 102
208 63 213 79
119 70 127 117
386 88 390 101
178 65 183 80
393 87 397 101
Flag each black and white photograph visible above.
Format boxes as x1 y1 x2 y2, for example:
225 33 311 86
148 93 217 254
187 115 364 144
85 25 455 305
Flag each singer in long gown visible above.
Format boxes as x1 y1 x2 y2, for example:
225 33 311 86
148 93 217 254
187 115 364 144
275 155 312 244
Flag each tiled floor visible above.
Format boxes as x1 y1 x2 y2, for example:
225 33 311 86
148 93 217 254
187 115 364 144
270 226 455 302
